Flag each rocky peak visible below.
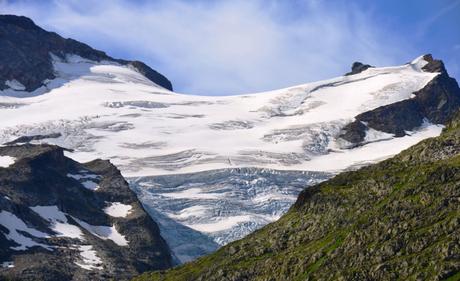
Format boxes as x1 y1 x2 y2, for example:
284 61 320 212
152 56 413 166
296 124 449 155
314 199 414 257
0 15 38 30
339 55 460 145
421 53 447 74
0 15 172 92
345 61 373 76
0 144 173 280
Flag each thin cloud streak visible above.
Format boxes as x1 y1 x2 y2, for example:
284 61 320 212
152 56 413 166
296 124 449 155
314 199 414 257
1 0 415 95
415 0 460 39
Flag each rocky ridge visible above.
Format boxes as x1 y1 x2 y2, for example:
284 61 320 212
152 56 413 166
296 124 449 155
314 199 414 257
0 15 172 92
340 54 460 145
0 144 173 281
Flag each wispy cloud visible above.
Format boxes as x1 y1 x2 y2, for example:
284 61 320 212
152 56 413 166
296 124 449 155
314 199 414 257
415 0 460 39
1 0 414 95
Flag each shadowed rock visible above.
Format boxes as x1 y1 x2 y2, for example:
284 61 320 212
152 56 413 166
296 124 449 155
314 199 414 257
345 61 374 75
0 15 172 92
0 144 173 281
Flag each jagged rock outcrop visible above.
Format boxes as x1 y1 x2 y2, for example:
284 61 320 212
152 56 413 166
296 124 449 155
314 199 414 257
0 15 173 92
345 61 373 75
134 111 460 281
340 54 460 145
0 144 173 281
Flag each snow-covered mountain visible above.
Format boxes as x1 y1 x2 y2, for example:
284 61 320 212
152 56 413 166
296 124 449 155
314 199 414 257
0 54 445 174
1 15 459 264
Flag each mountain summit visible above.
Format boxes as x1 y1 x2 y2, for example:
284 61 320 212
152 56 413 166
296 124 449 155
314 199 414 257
0 15 173 92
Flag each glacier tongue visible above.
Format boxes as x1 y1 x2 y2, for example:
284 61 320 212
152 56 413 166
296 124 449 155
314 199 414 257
129 167 331 262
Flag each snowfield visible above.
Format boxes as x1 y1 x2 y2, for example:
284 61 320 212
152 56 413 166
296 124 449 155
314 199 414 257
0 54 443 261
0 55 439 176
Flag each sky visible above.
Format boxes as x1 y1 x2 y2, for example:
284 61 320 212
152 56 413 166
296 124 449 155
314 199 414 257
1 0 459 95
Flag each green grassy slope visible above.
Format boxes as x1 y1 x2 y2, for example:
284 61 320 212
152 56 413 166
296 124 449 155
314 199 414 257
135 115 460 281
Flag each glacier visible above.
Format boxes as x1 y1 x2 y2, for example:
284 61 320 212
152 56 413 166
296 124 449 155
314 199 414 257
0 54 443 262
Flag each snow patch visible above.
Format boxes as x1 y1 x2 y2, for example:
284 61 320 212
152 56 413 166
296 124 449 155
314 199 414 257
0 156 16 168
103 202 132 218
0 210 51 251
81 180 99 190
74 245 103 270
67 172 101 190
72 217 128 246
30 205 83 239
1 261 14 268
67 172 99 180
4 80 26 91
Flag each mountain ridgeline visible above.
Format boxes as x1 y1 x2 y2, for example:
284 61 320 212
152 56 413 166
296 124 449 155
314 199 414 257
134 108 460 281
0 15 173 91
1 13 460 281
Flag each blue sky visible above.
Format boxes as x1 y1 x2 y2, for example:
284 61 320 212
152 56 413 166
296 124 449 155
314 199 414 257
1 0 459 95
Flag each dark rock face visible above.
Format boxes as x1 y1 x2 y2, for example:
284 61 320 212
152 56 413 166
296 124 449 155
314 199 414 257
345 61 373 76
354 99 424 137
338 120 368 144
0 15 173 92
0 144 173 281
340 55 460 144
128 61 173 92
421 54 446 73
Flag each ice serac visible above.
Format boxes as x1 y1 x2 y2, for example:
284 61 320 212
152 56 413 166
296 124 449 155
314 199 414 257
0 15 172 92
129 168 331 262
1 16 459 264
0 144 172 281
